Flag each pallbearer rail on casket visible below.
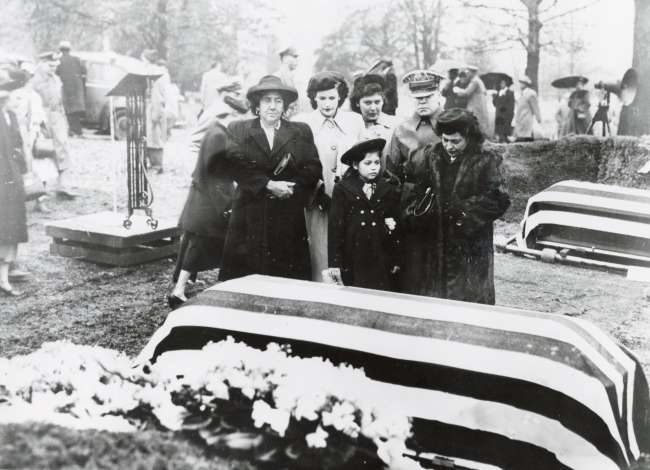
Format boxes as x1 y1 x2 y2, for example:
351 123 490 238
138 275 650 470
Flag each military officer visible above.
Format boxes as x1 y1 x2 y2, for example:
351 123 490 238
386 69 444 202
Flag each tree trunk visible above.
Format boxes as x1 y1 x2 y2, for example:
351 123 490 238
620 0 650 135
154 0 169 60
523 0 542 91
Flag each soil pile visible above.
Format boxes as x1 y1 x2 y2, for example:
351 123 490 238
493 135 650 220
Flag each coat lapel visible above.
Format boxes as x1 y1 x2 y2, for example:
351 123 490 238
270 121 293 159
249 119 271 155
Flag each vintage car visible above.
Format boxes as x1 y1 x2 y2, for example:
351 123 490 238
75 51 151 140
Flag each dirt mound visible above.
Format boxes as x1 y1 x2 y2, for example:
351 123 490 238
491 136 650 221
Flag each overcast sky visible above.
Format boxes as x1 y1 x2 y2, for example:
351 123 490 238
267 0 634 84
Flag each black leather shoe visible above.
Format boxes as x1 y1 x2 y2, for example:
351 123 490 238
167 294 186 310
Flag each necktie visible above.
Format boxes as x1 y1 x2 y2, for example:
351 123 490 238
362 183 375 200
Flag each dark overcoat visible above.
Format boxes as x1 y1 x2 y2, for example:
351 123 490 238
56 53 86 113
401 142 510 304
0 110 27 244
179 122 235 240
328 175 401 291
219 118 322 281
492 89 515 138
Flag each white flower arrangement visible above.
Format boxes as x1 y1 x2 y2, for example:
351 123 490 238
0 339 421 469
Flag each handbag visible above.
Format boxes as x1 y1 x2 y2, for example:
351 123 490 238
33 134 56 159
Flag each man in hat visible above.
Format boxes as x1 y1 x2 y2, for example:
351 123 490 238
32 52 78 201
513 75 542 142
56 41 86 137
387 69 444 201
273 46 300 118
452 65 490 137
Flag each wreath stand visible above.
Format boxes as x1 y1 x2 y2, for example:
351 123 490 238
45 72 180 266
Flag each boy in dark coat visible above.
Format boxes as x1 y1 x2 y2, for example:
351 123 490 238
327 138 401 291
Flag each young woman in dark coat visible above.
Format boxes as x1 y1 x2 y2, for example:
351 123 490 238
167 96 249 309
219 76 322 281
327 138 401 291
402 108 510 304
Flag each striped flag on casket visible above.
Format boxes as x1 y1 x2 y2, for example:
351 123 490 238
516 180 650 265
138 275 650 470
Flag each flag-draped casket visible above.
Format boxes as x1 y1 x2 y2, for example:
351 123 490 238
138 275 650 470
515 180 650 266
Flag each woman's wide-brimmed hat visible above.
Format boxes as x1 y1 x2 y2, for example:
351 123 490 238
341 138 386 166
246 75 298 105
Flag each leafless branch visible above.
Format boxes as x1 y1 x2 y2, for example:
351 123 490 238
461 0 528 20
541 0 602 23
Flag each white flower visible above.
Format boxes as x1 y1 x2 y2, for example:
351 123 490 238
251 400 290 436
385 217 397 231
305 425 329 448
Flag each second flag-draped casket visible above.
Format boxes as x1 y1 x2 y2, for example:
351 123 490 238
138 275 650 470
515 180 650 266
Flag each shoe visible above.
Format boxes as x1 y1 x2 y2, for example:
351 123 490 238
167 294 186 310
8 269 30 282
0 285 23 297
56 189 79 200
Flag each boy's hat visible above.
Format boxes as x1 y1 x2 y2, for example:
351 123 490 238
341 138 386 166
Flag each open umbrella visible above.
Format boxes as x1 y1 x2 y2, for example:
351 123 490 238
480 72 513 90
551 75 589 89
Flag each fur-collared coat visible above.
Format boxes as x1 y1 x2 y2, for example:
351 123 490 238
402 142 510 304
219 118 322 281
328 175 401 291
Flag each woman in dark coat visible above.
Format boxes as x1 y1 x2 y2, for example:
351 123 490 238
0 85 28 296
219 75 322 281
327 138 401 291
402 108 510 305
167 96 249 308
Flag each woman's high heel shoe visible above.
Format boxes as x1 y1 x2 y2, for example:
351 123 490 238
167 294 186 310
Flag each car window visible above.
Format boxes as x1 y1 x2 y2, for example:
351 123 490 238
85 62 126 86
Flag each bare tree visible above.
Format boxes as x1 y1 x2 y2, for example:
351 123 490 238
620 0 650 135
314 0 446 76
462 0 600 89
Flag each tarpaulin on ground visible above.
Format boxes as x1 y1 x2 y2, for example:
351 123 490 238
138 275 650 470
515 180 650 262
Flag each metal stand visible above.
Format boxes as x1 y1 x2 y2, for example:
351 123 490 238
123 78 157 230
587 91 611 137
